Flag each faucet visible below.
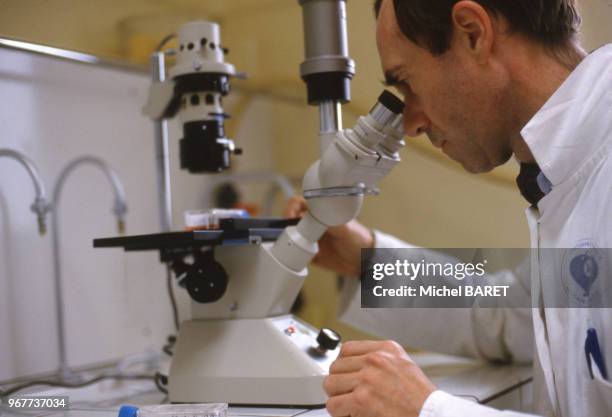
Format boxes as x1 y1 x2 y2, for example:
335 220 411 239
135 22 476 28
0 148 51 235
51 156 128 380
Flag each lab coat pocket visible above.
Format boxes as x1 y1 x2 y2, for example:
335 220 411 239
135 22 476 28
592 367 612 410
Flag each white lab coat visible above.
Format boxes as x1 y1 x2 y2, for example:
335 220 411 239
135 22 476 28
338 44 612 417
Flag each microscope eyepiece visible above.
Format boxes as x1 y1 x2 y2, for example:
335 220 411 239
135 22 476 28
377 90 404 114
368 90 404 129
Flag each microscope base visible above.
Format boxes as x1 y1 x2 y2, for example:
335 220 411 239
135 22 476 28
168 315 339 406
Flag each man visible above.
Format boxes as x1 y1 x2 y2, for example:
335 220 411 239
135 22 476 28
286 0 612 416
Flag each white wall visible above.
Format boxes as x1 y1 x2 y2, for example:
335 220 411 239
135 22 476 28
0 47 278 381
0 47 175 380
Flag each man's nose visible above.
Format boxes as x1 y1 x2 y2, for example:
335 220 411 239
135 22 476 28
402 101 430 138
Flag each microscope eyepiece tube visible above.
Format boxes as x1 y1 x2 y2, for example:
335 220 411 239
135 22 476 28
299 0 355 104
347 90 404 151
373 91 405 155
376 90 405 114
369 91 404 127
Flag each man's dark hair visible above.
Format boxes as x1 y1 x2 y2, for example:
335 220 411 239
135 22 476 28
374 0 581 56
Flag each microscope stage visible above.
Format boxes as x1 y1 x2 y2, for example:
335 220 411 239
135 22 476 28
93 217 299 252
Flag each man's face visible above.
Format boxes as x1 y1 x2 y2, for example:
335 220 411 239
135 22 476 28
376 0 514 173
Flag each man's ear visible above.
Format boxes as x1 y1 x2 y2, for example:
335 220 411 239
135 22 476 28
450 0 494 63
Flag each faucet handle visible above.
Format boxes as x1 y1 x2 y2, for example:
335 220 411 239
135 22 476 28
112 199 128 235
117 219 126 235
30 196 51 236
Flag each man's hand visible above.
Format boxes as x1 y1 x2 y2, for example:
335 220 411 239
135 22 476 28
324 340 436 417
284 196 374 277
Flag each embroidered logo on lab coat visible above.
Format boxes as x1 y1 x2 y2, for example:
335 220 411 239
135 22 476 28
561 240 606 307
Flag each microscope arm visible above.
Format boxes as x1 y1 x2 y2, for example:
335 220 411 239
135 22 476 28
270 92 405 273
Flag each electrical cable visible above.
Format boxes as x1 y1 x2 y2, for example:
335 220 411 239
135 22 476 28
154 372 168 395
155 30 181 365
162 335 177 357
166 265 179 331
155 33 176 52
162 266 178 363
0 374 154 398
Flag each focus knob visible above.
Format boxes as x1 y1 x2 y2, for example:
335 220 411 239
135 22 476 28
317 328 341 351
185 259 228 303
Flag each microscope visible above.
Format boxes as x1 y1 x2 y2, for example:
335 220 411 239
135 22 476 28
95 0 405 406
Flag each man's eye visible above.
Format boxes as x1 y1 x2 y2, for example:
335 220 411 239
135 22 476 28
395 80 412 96
381 76 412 96
399 79 411 89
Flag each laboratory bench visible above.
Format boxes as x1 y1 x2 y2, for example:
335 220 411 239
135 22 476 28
0 352 532 416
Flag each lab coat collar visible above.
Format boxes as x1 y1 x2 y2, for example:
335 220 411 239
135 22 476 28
520 44 612 189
